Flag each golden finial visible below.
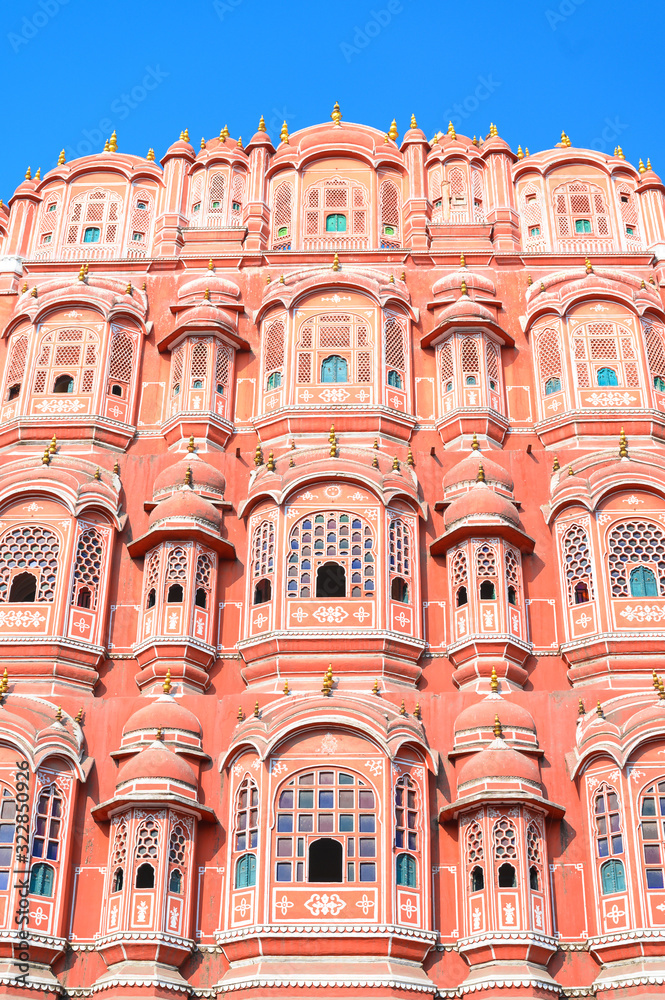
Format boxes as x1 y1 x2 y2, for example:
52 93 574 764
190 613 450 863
493 714 502 738
103 139 110 152
447 120 456 140
289 454 295 468
561 130 571 147
490 665 498 693
596 701 604 718
329 425 337 458
641 279 646 289
372 678 379 695
265 273 271 284
585 257 593 274
200 137 206 150
77 264 85 282
58 149 66 165
208 258 214 271
659 681 665 701
553 456 560 472
163 668 172 695
414 703 421 719
254 443 263 466
184 128 190 142
407 447 414 467
49 435 57 455
108 130 118 152
476 462 485 483
471 432 479 451
184 465 193 486
237 705 243 721
388 119 398 141
568 465 574 477
279 274 285 284
280 121 289 144
400 699 406 715
384 133 390 144
291 439 296 450
75 708 83 723
372 452 379 469
472 136 478 145
203 286 210 300
461 278 468 295
525 147 530 156
332 252 340 272
84 262 89 274
35 168 41 181
517 145 523 159
187 434 195 453
156 726 164 741
540 281 546 291
56 706 63 723
42 449 51 466
613 147 618 156
147 148 155 161
616 146 625 160
25 166 31 180
373 438 379 449
126 282 132 295
113 459 119 475
639 158 646 174
253 700 260 717
237 136 243 149
527 274 533 285
258 115 266 132
578 697 585 716
283 679 290 695
389 274 395 283
653 669 660 690
460 252 466 267
266 450 276 472
401 271 406 281
489 123 498 138
392 456 399 471
410 114 417 129
21 282 27 294
30 287 37 298
648 158 652 170
331 101 342 125
619 426 628 458
94 467 101 480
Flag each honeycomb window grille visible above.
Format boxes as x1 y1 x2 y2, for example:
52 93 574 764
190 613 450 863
272 181 293 248
168 823 187 866
36 193 61 249
571 322 640 390
207 172 226 221
4 335 28 400
608 521 665 598
234 776 259 852
31 786 62 862
389 518 411 578
302 177 369 240
287 511 375 599
71 526 104 610
0 525 60 602
135 817 160 858
486 342 501 392
195 553 214 591
171 345 184 398
437 339 454 393
111 819 128 869
535 327 563 398
191 342 209 387
65 188 123 247
263 319 285 390
215 344 232 395
476 543 498 580
127 190 152 248
461 338 480 386
108 330 135 398
522 185 543 241
230 173 245 226
617 184 639 233
638 778 665 890
384 317 407 390
505 548 520 604
643 323 665 392
295 313 373 386
379 178 401 246
166 547 189 582
144 550 161 608
563 523 594 605
526 822 542 865
32 328 99 396
466 822 484 864
394 774 418 851
493 817 518 860
553 181 610 239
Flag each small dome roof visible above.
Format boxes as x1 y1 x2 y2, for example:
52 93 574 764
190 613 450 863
432 270 496 298
455 697 536 738
153 453 226 502
177 274 240 301
444 481 520 529
116 742 197 788
443 450 513 493
458 740 540 790
148 488 221 530
123 696 202 740
438 295 495 325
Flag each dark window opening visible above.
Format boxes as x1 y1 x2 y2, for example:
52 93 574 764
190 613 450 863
456 586 468 607
507 585 517 605
135 863 155 889
267 371 282 391
112 867 123 892
471 865 484 892
391 577 409 603
529 865 540 890
169 868 182 893
498 862 517 888
465 375 477 386
253 578 272 605
316 562 346 598
76 586 92 609
479 580 496 600
167 583 184 603
7 384 20 401
146 588 156 609
195 587 207 609
387 370 403 389
111 384 123 397
574 581 589 604
192 379 203 389
9 572 37 603
53 374 74 394
308 838 343 882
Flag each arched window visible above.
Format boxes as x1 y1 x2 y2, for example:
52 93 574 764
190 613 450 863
110 818 127 894
456 586 468 607
321 355 348 383
32 327 99 398
471 866 484 891
644 322 665 395
252 519 275 602
379 178 400 244
563 523 594 605
272 181 293 249
545 376 561 395
385 316 407 394
387 370 402 388
553 181 610 241
83 227 100 243
535 327 563 405
287 511 375 599
169 868 182 893
571 321 640 391
480 580 496 600
71 526 103 610
461 338 480 388
32 786 62 862
639 778 665 889
194 552 213 610
594 785 623 859
476 544 497 601
466 821 484 893
29 862 54 897
65 188 123 249
53 374 74 394
395 774 418 850
234 776 259 852
316 562 346 598
303 177 368 243
451 549 468 606
167 583 184 603
389 518 412 603
3 335 27 404
136 817 159 860
107 330 135 404
601 858 626 895
253 578 272 604
136 863 155 888
527 821 543 892
391 578 409 602
235 853 257 888
9 573 36 603
274 769 376 884
0 526 59 603
597 366 618 387
112 867 124 892
498 863 517 887
493 817 517 882
267 372 282 391
263 319 285 394
608 522 665 597
165 547 188 604
630 565 658 597
0 787 16 890
396 853 416 887
505 549 520 606
438 339 454 396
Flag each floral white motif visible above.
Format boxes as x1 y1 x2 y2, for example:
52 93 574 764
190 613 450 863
291 607 308 623
608 770 621 780
389 394 403 408
597 514 612 523
353 607 370 623
392 762 402 775
169 905 179 929
351 492 367 500
286 507 299 518
143 619 153 636
65 310 83 317
457 617 467 635
136 900 149 923
503 902 515 925
356 390 370 402
234 897 252 918
275 895 294 916
395 611 409 628
534 903 543 929
364 759 383 776
467 391 478 404
35 398 85 413
168 612 179 630
324 486 342 499
320 387 350 403
363 508 378 519
587 776 601 790
319 734 338 755
575 612 593 628
321 293 351 303
251 758 261 771
624 495 644 505
300 491 316 501
192 396 202 410
195 618 205 636
400 898 417 919
0 609 46 628
585 391 637 407
657 902 665 912
472 907 482 930
266 394 278 408
355 893 374 915
590 304 609 312
510 610 520 634
30 905 47 927
304 892 346 917
312 606 348 624
483 609 495 628
628 768 645 783
606 902 625 925
299 391 313 402
72 616 89 634
109 904 118 927
271 760 287 776
233 764 243 777
22 502 43 512
547 398 563 412
620 605 665 623
253 612 269 628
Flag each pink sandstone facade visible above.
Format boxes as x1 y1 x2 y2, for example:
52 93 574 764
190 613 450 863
0 108 663 997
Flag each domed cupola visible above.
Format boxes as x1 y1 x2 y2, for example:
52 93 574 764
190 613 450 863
151 439 226 506
116 676 205 759
442 437 514 499
452 671 539 757
456 736 542 802
434 463 532 553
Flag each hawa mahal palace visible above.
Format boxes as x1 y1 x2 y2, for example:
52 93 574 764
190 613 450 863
0 105 664 998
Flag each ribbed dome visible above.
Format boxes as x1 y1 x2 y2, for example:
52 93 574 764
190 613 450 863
116 743 197 788
432 269 496 298
455 697 536 738
177 274 240 300
123 696 202 739
444 482 520 529
443 450 513 493
153 454 225 502
458 741 540 790
438 295 495 325
148 488 221 530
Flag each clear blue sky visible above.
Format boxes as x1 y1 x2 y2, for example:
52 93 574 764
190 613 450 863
1 0 662 199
